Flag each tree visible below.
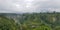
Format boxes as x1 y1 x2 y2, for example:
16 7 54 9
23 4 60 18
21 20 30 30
0 16 18 30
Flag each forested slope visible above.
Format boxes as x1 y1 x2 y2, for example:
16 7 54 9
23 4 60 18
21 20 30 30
0 15 19 30
0 13 60 30
21 13 60 30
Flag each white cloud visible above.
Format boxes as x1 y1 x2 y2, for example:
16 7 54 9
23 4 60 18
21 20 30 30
39 0 50 1
0 0 60 13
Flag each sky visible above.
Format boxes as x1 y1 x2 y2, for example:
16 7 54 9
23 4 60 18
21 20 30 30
0 0 60 13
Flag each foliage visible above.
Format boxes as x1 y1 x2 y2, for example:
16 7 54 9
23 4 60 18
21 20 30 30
0 16 18 30
0 12 60 30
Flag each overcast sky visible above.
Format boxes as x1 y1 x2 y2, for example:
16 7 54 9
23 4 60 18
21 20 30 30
0 0 60 13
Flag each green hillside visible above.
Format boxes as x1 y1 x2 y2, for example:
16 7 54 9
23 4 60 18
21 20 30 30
0 12 60 30
0 15 19 30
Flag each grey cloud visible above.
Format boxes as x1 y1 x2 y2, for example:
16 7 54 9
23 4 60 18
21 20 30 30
0 0 60 13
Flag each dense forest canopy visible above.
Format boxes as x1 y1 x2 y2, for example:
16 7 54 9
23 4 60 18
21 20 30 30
0 16 18 30
0 12 60 30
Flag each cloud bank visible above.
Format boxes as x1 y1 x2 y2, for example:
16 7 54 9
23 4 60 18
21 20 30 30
0 0 60 13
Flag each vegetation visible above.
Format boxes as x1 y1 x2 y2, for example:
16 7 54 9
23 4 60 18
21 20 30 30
0 15 18 30
0 12 60 30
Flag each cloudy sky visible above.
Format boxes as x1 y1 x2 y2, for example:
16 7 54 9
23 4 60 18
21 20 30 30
0 0 60 13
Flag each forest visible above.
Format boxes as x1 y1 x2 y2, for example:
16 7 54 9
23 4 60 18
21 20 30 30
0 12 60 30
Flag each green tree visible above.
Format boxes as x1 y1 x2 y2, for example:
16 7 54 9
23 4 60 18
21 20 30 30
0 16 18 30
